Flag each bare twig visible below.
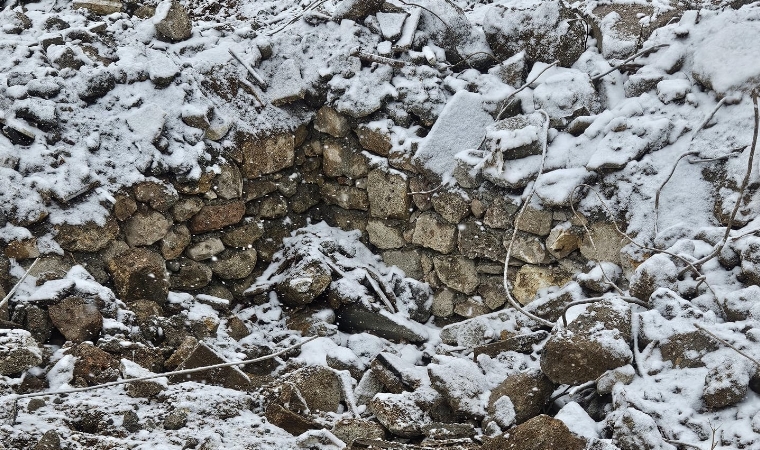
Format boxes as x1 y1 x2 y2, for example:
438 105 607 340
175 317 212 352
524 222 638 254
686 92 759 274
695 323 760 368
503 111 555 328
0 258 40 312
590 44 669 82
663 440 704 450
350 49 408 68
238 77 265 107
654 97 728 235
407 184 443 196
496 61 559 121
2 336 319 405
228 49 267 87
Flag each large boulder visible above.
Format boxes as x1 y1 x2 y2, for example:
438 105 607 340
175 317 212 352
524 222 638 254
541 298 633 385
106 248 169 305
48 296 103 343
483 0 586 67
154 1 192 42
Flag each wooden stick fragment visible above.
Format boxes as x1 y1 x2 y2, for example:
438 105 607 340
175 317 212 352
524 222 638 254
228 48 267 88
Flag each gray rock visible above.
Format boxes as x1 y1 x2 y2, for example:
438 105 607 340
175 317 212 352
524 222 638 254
367 169 410 220
170 260 212 290
154 1 192 42
32 429 61 450
314 106 350 138
124 210 171 247
428 357 487 417
596 364 636 395
210 248 257 280
613 408 675 450
431 191 470 224
79 71 115 103
280 366 343 413
483 0 586 67
186 238 225 261
541 299 632 385
72 0 122 15
257 194 289 219
276 260 332 306
160 224 190 260
412 212 457 254
0 329 42 375
382 249 423 280
659 331 718 369
489 369 554 425
509 232 552 265
431 288 458 318
213 163 243 200
171 197 204 222
122 410 141 432
170 342 250 390
55 218 119 252
237 130 295 178
434 256 478 295
369 389 436 438
629 254 678 301
48 296 103 343
220 220 264 248
163 409 188 430
356 123 392 157
723 285 760 321
322 138 369 179
703 356 750 409
367 220 405 250
120 359 166 398
515 205 553 236
332 0 384 21
331 418 386 446
478 276 508 310
483 197 519 229
107 248 169 305
579 222 627 264
337 303 428 343
321 183 369 211
485 114 545 161
458 220 506 262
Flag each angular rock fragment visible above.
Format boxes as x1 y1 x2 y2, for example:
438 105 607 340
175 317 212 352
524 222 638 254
48 296 103 343
0 329 42 375
154 0 192 42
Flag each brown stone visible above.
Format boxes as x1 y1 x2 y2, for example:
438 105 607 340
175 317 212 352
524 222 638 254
134 181 178 212
488 369 554 425
169 342 250 390
367 169 410 219
189 201 245 233
56 217 119 252
356 123 392 156
4 238 40 260
70 342 120 386
237 131 295 178
106 248 169 305
481 414 586 450
48 297 103 343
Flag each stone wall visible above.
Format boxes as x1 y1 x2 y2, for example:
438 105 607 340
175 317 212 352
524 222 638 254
2 103 629 324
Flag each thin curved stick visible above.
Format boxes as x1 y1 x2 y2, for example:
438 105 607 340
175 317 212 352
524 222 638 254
2 336 319 404
654 97 727 235
496 61 559 121
590 44 668 82
502 110 555 328
687 92 759 274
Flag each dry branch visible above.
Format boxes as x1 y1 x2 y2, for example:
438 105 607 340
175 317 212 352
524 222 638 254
502 110 556 328
0 258 39 312
3 336 319 404
496 61 559 121
590 44 668 82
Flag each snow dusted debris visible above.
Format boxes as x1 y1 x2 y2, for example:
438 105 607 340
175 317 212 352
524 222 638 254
428 355 488 418
415 90 493 182
483 0 586 68
0 328 42 375
533 68 601 128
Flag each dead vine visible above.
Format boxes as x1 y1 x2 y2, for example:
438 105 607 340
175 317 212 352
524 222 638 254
502 110 555 328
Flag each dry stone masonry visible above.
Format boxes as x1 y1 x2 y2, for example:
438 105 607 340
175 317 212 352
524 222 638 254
3 0 760 449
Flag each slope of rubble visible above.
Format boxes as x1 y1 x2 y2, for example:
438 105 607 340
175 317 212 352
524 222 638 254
2 0 760 449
